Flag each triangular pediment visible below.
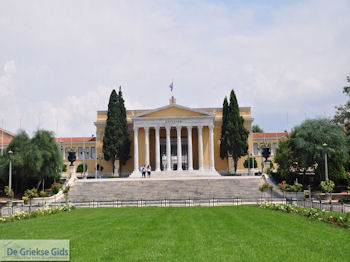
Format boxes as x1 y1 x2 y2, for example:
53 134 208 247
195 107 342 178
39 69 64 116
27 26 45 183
134 104 213 118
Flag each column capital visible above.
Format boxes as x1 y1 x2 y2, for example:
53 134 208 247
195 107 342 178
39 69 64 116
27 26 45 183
186 125 192 130
208 123 214 130
176 125 182 132
133 126 139 132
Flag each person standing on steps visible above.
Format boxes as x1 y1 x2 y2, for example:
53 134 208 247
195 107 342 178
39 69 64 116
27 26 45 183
141 165 146 178
146 164 151 178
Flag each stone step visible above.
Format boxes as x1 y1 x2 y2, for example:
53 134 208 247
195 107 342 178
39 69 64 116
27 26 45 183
68 176 281 201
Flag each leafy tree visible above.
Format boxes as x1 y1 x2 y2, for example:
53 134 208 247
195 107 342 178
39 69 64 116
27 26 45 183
252 125 264 133
243 157 257 168
0 129 62 194
31 130 62 189
226 90 249 172
220 97 230 172
274 139 296 179
334 76 350 124
103 88 131 175
289 118 347 181
0 130 30 193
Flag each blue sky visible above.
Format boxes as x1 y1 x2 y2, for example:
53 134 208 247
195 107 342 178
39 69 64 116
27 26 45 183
0 0 349 136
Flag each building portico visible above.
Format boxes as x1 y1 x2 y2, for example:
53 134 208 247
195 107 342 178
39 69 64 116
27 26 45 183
130 103 218 177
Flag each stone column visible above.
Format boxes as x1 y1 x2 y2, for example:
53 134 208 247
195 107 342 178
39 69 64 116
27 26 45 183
176 126 182 171
144 127 150 166
198 125 204 171
209 124 215 171
187 126 193 171
155 126 161 171
166 125 171 171
133 126 139 172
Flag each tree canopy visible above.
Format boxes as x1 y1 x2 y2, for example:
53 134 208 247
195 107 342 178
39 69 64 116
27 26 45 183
0 129 62 194
220 90 249 173
274 118 347 183
103 88 131 175
252 125 264 133
334 76 350 124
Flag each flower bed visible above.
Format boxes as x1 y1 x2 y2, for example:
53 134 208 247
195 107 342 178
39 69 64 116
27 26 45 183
259 202 350 228
0 205 75 223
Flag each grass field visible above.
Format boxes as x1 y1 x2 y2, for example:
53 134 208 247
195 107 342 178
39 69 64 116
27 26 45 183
1 205 349 261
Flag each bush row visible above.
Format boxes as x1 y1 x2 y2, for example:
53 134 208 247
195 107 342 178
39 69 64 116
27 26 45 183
259 202 350 228
0 205 75 223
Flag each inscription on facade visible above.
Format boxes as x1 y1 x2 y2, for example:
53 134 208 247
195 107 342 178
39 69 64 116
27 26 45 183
165 120 182 124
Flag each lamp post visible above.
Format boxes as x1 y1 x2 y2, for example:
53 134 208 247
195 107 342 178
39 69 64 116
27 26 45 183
8 150 13 206
323 143 329 181
98 153 102 178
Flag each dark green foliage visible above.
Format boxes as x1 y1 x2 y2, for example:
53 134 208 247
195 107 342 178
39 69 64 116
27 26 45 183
77 163 88 173
243 157 257 168
220 97 230 171
334 76 350 124
252 125 264 133
103 88 131 175
96 164 104 172
220 90 249 173
227 90 249 172
0 129 62 194
274 139 295 180
50 183 60 195
289 118 347 181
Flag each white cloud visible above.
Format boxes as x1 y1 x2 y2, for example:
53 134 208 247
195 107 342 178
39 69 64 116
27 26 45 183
0 0 349 135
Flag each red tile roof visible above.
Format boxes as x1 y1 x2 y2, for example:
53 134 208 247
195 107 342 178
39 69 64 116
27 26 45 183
55 137 96 143
0 139 12 144
252 132 288 138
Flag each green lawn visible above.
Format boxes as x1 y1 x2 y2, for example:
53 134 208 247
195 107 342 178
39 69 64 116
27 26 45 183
1 205 349 261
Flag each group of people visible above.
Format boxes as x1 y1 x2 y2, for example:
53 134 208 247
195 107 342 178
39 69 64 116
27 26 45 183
140 164 151 178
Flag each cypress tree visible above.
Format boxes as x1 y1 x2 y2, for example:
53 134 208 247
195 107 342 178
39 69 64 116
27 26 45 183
116 87 131 174
227 89 249 173
103 89 119 174
220 97 230 173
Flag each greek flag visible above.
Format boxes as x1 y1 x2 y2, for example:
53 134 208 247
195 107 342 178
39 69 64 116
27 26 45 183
169 81 173 92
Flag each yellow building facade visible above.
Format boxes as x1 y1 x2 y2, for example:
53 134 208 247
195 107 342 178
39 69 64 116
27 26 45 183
1 102 288 177
94 99 254 176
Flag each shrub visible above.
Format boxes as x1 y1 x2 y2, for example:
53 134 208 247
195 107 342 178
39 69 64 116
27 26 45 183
39 191 47 197
63 186 70 202
259 202 350 228
4 186 14 198
243 157 257 168
0 205 76 223
50 183 61 195
77 163 88 173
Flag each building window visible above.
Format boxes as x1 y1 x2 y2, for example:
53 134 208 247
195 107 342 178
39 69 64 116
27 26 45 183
85 147 89 160
273 143 278 155
91 147 96 160
78 147 83 160
253 143 258 156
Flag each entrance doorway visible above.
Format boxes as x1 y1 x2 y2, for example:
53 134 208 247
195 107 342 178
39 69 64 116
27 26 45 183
160 138 188 170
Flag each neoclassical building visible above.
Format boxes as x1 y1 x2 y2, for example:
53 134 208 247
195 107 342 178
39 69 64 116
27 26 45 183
0 102 288 177
94 97 254 176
